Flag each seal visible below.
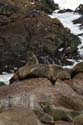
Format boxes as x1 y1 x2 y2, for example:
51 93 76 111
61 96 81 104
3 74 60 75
73 113 83 125
71 62 83 77
10 54 71 84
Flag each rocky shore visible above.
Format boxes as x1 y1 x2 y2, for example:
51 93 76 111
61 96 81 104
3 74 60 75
0 0 83 125
73 4 83 30
0 0 82 73
0 60 83 124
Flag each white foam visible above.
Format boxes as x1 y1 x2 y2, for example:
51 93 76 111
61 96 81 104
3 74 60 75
50 12 83 68
51 12 83 56
54 0 83 10
0 74 13 85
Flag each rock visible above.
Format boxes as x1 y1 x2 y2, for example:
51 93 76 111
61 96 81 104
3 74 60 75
54 80 83 110
0 82 6 86
73 16 83 30
0 78 53 109
55 121 73 125
0 107 42 125
0 74 82 120
65 73 83 96
39 0 59 14
73 16 83 24
0 0 81 73
74 4 83 30
58 9 73 13
75 4 83 14
0 0 19 17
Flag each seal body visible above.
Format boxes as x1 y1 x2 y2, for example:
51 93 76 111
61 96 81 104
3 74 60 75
10 64 71 84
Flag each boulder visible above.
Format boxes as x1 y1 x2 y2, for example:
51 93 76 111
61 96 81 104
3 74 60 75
0 107 42 125
0 75 82 124
73 16 83 24
73 16 83 30
54 80 83 110
0 78 53 109
75 4 83 14
55 121 73 125
58 9 73 13
0 77 82 112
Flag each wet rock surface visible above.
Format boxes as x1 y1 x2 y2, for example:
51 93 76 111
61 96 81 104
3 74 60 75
58 9 73 13
73 4 83 30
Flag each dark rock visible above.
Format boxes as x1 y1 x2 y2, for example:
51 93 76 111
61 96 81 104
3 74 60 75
75 4 83 14
58 9 73 13
0 0 81 73
73 16 83 30
73 16 83 24
0 0 19 17
39 0 59 14
73 4 83 30
0 82 6 86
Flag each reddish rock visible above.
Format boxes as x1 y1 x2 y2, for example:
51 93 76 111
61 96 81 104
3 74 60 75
55 121 73 125
0 107 42 125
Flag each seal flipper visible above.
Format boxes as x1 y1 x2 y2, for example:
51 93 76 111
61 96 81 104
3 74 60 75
27 52 39 66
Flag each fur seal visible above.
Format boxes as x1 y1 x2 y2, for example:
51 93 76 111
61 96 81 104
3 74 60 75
40 102 73 122
73 114 83 125
10 54 71 84
71 62 83 78
72 62 83 73
40 102 80 121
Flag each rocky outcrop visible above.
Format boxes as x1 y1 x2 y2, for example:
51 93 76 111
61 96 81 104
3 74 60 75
75 4 83 14
0 1 83 125
0 76 82 124
73 4 83 30
73 16 83 30
0 62 83 124
58 9 73 13
0 0 81 73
